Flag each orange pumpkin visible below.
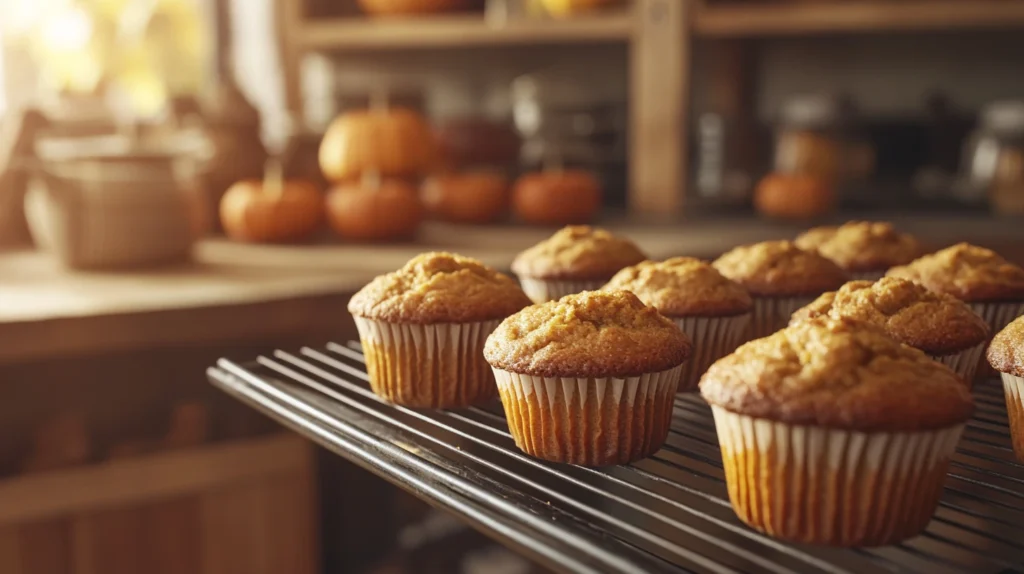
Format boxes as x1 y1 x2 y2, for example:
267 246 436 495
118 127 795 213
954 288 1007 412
326 174 423 241
512 169 602 226
220 165 323 243
319 107 436 183
421 172 508 224
754 173 835 221
358 0 477 16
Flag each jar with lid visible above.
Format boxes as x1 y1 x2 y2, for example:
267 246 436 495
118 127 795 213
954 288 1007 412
510 65 627 205
961 100 1024 215
757 93 875 220
774 94 845 181
756 94 843 220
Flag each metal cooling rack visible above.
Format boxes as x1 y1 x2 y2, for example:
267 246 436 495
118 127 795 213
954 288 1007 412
208 341 1024 574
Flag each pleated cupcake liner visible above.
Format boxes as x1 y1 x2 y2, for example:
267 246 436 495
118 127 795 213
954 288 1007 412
709 406 964 547
1000 373 1024 462
751 296 817 339
517 277 606 305
354 317 501 409
671 314 751 392
968 301 1023 380
969 301 1024 334
491 365 682 466
930 341 986 385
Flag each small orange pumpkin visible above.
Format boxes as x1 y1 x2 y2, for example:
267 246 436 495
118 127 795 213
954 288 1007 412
512 169 602 226
220 162 323 243
754 173 835 221
319 106 436 183
421 171 508 224
326 172 423 241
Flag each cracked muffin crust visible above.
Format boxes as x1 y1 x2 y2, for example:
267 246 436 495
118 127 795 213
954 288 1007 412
885 243 1024 302
712 240 849 297
700 316 975 432
794 221 922 273
483 290 691 378
511 226 647 281
790 277 990 356
348 251 532 324
988 316 1024 378
602 257 753 317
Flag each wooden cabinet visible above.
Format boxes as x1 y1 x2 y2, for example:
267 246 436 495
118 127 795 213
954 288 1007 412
273 0 1024 217
274 0 688 216
0 434 317 574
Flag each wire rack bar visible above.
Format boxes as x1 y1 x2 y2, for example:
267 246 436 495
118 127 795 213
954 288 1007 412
208 342 1024 574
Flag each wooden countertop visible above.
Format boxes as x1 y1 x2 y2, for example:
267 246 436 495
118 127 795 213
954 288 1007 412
1 217 1021 363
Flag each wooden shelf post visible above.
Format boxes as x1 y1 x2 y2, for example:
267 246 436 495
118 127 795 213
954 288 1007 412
276 0 306 116
629 0 690 216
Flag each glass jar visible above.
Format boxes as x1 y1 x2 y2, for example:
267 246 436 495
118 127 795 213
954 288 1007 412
509 66 627 204
756 94 846 220
961 100 1024 215
774 93 845 181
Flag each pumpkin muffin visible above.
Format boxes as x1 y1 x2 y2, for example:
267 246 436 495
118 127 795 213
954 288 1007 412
511 226 646 304
987 316 1024 462
712 240 848 338
349 252 532 408
484 290 691 466
886 242 1024 335
603 257 752 391
790 277 990 381
794 221 922 280
701 316 973 547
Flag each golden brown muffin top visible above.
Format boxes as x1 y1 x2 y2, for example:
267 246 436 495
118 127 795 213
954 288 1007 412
700 316 974 432
794 221 922 272
789 277 989 356
602 257 753 317
511 226 647 281
712 240 848 297
886 243 1024 302
348 252 532 324
988 315 1024 378
483 290 691 378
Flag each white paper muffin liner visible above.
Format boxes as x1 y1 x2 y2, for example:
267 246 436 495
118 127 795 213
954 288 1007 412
1000 373 1024 462
930 341 987 384
672 314 751 392
491 365 682 466
517 277 605 304
968 301 1023 379
354 317 501 408
751 296 817 339
969 301 1024 334
710 406 964 546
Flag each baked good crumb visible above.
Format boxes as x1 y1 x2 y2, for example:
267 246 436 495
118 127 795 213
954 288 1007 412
602 257 752 317
701 316 974 431
349 251 531 323
484 290 691 378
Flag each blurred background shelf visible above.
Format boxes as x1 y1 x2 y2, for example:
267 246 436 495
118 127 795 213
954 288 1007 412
696 0 1024 37
298 11 635 50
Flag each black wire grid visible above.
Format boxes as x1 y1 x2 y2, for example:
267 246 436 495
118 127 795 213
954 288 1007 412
208 341 1024 574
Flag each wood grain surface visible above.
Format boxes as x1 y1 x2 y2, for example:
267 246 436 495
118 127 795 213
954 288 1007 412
0 219 1020 363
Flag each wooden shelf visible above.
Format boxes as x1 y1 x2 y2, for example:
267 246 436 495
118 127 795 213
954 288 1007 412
695 0 1024 37
298 11 635 50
